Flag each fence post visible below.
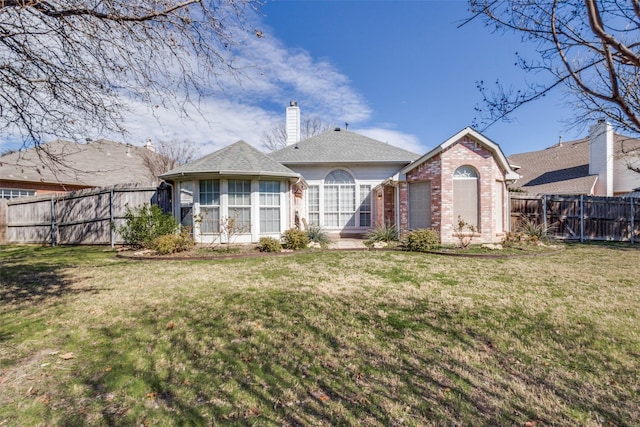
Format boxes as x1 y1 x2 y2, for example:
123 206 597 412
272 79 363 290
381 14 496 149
631 197 635 244
50 196 56 247
110 188 115 248
580 195 584 243
542 194 548 236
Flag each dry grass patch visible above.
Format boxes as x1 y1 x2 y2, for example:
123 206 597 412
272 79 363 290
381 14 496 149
1 243 639 426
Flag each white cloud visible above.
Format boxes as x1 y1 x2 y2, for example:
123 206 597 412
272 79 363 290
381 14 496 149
103 28 377 157
354 127 428 155
1 11 409 159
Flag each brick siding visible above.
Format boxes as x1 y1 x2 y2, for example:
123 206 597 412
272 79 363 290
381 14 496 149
400 136 507 244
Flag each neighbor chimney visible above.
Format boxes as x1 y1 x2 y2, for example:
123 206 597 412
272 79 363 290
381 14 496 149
145 138 156 152
589 120 614 196
286 101 301 146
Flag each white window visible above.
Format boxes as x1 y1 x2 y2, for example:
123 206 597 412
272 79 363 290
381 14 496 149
228 179 251 230
359 185 372 227
307 185 320 226
199 180 220 233
0 188 35 199
260 181 280 233
453 166 479 229
324 170 355 227
179 181 194 227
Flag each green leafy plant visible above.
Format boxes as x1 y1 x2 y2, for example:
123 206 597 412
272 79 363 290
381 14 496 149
281 228 309 250
257 237 282 253
503 216 556 247
365 223 399 243
403 228 440 252
306 225 331 248
517 216 556 240
453 216 477 249
118 204 178 248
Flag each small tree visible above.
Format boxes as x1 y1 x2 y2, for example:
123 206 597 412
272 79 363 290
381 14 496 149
453 216 477 249
219 209 251 252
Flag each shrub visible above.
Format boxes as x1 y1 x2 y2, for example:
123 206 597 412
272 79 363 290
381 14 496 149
516 216 555 241
404 228 440 252
306 225 331 247
152 228 194 254
281 228 309 250
118 204 178 248
365 223 399 243
503 216 556 247
257 237 282 253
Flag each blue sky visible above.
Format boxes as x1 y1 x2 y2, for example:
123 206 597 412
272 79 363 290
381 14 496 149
2 1 587 157
257 0 582 156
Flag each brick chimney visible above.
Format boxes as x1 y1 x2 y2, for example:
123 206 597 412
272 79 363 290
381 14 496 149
286 101 300 146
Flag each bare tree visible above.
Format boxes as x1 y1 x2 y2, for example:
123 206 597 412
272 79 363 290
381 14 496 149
141 138 198 178
0 0 263 148
261 116 334 151
469 1 640 137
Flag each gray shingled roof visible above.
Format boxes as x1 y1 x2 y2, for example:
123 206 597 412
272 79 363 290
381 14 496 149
160 140 300 179
508 134 640 195
507 138 595 195
0 139 163 187
269 128 420 164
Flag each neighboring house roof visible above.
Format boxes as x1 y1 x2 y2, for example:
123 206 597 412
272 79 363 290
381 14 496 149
507 133 640 195
400 127 520 180
160 140 301 180
0 139 163 188
507 138 596 195
269 128 420 164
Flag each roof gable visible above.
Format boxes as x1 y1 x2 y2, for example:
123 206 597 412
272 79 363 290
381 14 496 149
401 127 520 180
270 129 420 164
160 140 300 179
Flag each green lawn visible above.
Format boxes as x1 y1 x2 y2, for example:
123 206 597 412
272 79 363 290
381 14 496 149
1 244 639 426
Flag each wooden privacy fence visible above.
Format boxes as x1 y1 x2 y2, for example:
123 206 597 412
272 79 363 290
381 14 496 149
0 184 170 246
510 194 639 243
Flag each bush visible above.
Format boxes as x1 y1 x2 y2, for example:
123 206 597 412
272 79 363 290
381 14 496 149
516 216 555 241
281 228 309 250
306 225 331 247
118 204 179 248
502 216 556 247
257 237 282 253
404 228 440 252
152 228 194 254
365 223 399 243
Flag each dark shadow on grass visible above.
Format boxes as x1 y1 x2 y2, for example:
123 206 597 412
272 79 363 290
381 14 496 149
0 245 113 306
48 289 639 426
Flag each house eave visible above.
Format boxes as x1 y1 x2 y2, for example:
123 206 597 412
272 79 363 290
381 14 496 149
159 170 302 180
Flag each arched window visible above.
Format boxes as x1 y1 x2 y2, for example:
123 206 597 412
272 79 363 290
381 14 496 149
324 169 355 227
453 165 479 228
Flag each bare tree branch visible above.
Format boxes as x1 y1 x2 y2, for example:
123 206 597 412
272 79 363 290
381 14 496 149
0 0 264 148
261 116 334 152
470 0 640 138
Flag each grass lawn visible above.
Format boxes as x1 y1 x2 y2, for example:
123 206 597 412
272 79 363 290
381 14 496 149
1 243 639 426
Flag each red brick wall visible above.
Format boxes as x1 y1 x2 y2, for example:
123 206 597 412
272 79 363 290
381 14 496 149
400 137 507 244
